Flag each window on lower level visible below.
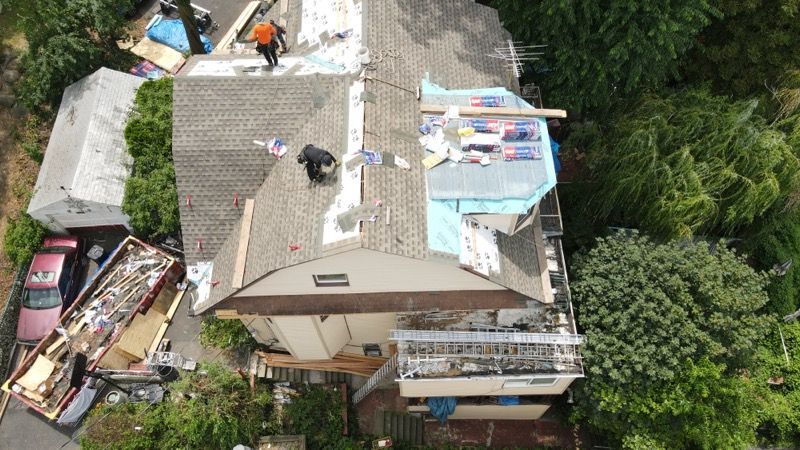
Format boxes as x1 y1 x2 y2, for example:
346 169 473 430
313 273 349 287
502 377 558 388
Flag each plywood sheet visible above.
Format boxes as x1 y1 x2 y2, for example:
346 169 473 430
130 38 186 73
150 282 178 315
114 310 167 361
16 355 56 392
97 345 132 370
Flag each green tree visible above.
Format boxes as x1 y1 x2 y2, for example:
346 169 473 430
490 0 716 115
12 0 134 112
122 167 180 238
121 78 180 238
584 358 758 449
744 210 800 315
587 88 800 238
4 214 46 266
749 322 800 446
683 0 800 98
81 363 272 450
571 234 772 447
199 316 257 350
15 34 103 112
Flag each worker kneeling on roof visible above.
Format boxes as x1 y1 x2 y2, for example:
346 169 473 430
298 145 340 182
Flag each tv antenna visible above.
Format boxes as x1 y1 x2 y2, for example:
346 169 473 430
488 40 546 78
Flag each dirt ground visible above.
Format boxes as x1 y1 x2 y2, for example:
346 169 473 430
0 108 42 309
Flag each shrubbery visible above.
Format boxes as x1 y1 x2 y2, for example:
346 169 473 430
80 363 272 450
199 316 257 350
121 78 180 238
4 213 46 266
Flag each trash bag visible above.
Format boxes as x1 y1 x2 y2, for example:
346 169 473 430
146 18 212 54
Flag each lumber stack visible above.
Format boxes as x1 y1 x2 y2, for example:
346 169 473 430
256 351 386 377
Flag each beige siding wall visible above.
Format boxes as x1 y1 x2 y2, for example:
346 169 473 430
244 318 276 344
234 248 504 297
268 312 394 358
409 404 550 420
398 375 576 397
315 315 351 357
342 313 396 356
268 316 330 360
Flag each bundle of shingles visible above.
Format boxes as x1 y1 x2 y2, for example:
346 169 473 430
256 351 387 377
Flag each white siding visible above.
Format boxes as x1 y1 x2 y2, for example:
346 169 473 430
398 375 576 397
234 248 504 297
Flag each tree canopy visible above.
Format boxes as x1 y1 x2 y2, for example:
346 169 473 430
491 0 716 115
121 78 180 238
11 0 134 112
587 88 800 238
571 234 773 448
683 0 800 98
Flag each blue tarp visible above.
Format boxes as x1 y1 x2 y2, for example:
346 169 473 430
550 136 561 173
427 397 457 424
146 19 212 54
497 395 520 406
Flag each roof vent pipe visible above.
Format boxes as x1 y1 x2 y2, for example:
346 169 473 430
358 47 370 65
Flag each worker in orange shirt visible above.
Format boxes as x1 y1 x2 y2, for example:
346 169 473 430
241 14 279 66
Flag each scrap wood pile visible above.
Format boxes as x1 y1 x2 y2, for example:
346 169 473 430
5 239 175 417
256 351 386 377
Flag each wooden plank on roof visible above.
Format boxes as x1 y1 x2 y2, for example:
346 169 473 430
232 199 256 289
420 104 567 119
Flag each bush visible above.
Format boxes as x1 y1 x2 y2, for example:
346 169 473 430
121 78 179 238
571 234 773 448
743 209 800 315
4 213 46 266
199 316 257 350
284 384 358 449
81 362 272 450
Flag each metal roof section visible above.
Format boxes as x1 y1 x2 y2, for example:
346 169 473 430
28 68 144 214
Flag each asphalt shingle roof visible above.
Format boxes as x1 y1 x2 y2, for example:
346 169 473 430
28 68 144 214
174 0 548 312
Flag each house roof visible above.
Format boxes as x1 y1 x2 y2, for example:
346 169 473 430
28 68 145 213
173 0 555 313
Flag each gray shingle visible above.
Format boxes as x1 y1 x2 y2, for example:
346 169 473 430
28 68 144 214
178 0 547 311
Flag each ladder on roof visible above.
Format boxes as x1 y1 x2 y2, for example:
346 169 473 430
389 330 584 364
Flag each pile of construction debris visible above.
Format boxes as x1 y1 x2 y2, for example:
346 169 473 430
3 237 183 419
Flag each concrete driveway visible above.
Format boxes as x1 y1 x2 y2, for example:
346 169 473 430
0 396 79 449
